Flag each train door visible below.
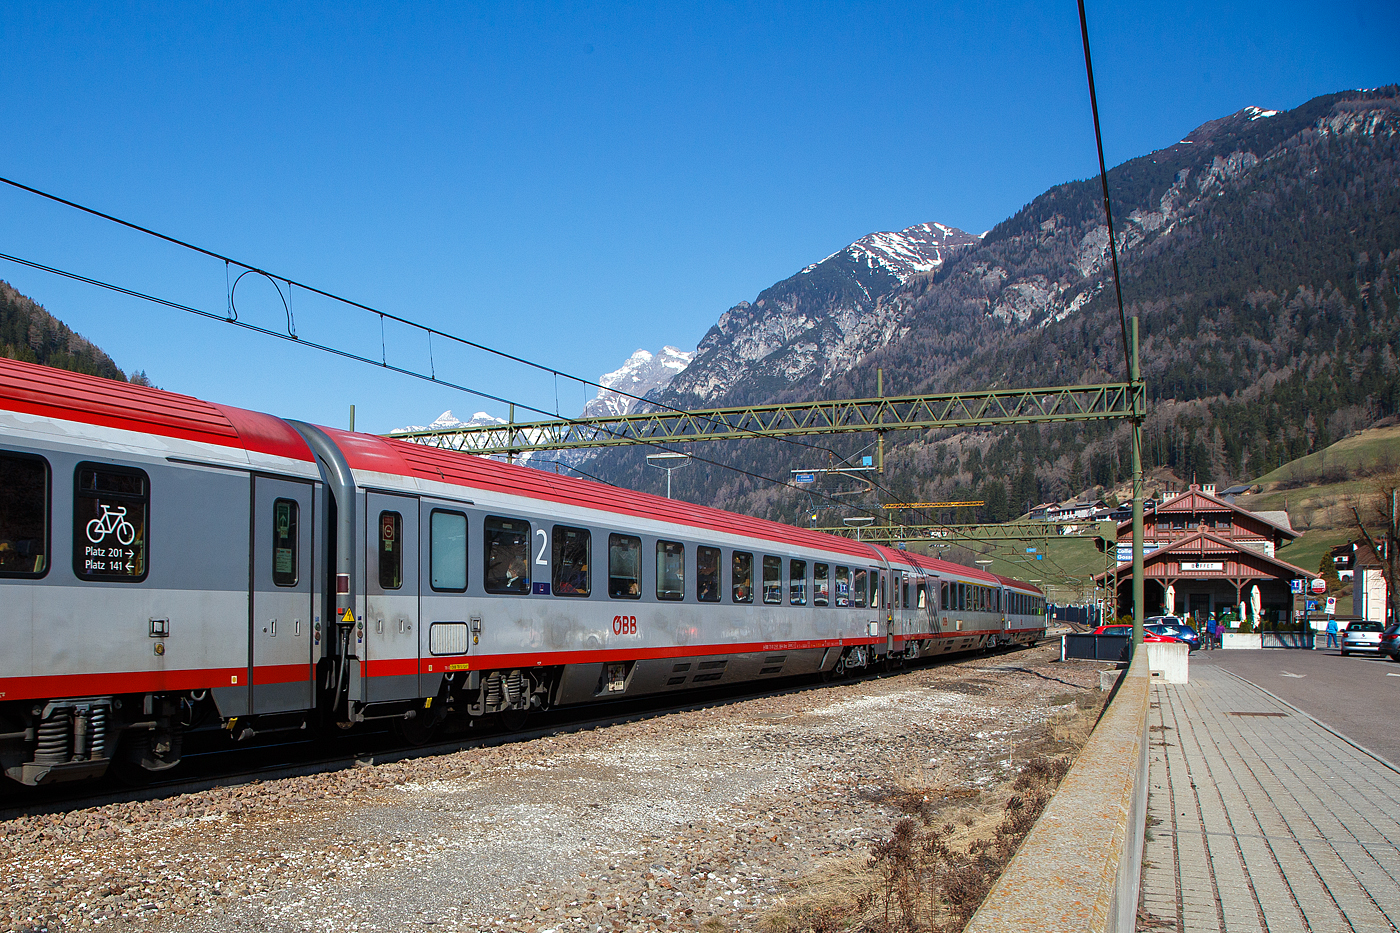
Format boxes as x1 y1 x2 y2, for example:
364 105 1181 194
365 492 420 703
251 476 315 714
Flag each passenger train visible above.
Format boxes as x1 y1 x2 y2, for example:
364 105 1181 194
0 357 1045 787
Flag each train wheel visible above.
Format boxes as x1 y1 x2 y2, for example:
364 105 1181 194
498 707 529 732
393 711 441 747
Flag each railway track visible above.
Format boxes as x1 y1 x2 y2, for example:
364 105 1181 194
0 653 963 821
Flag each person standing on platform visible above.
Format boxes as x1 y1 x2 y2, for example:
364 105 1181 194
1208 615 1219 650
1326 616 1339 650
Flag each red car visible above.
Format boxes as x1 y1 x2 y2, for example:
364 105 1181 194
1091 624 1181 644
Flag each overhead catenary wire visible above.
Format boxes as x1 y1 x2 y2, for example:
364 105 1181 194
0 247 1014 559
0 174 852 467
1076 0 1132 378
0 179 1025 553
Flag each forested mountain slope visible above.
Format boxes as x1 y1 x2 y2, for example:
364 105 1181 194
597 88 1400 525
0 280 145 383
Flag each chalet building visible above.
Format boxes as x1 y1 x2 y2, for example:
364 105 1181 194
1354 540 1392 625
1094 484 1319 624
1329 542 1357 581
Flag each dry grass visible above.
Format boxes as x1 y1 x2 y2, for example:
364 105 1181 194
758 694 1104 933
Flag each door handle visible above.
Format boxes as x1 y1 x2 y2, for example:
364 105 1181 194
376 618 384 634
270 619 277 637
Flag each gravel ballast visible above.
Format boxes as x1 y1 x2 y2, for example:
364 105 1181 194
0 646 1106 932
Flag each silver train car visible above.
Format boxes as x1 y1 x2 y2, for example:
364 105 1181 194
0 357 1046 786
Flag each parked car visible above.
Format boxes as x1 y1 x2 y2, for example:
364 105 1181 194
1145 615 1201 651
1340 620 1385 656
1379 622 1400 661
1091 624 1181 644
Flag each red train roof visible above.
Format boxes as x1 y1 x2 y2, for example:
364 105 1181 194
330 429 1033 590
323 427 884 562
0 357 313 462
0 357 1037 590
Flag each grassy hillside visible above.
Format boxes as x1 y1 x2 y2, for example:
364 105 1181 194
1254 424 1400 487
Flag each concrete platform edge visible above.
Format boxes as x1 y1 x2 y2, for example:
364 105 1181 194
965 650 1151 933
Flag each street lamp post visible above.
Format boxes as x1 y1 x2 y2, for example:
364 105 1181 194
646 452 690 499
842 515 874 541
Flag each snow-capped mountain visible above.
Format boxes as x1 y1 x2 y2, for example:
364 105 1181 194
582 346 695 418
389 409 506 434
806 222 981 279
661 221 979 406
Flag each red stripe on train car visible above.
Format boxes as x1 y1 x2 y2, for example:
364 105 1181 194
387 637 864 677
251 663 314 685
0 668 250 701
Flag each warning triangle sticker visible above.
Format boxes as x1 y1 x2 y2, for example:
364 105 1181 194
341 608 355 623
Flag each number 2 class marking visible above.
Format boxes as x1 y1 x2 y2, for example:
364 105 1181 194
612 615 637 635
535 528 548 565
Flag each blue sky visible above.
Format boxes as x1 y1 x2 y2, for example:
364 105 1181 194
0 2 1395 433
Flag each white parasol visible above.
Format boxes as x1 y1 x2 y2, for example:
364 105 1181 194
1165 583 1176 616
1238 601 1247 626
1250 584 1262 624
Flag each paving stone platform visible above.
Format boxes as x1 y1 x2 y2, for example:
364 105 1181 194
1139 663 1400 932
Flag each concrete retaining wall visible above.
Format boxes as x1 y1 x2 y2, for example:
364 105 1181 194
1145 641 1189 683
964 650 1151 933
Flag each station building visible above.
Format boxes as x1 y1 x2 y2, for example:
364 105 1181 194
1094 484 1319 624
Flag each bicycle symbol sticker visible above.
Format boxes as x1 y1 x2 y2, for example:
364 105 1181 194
86 504 137 545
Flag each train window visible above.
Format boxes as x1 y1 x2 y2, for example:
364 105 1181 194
657 540 685 600
731 551 753 603
813 563 829 606
377 511 403 589
428 510 467 592
870 571 879 608
73 463 148 582
853 569 867 608
789 559 807 605
271 498 299 587
917 584 927 610
697 546 721 602
484 516 530 594
761 556 781 604
834 566 849 607
0 453 49 578
552 525 591 597
608 534 641 598
996 589 1002 612
902 580 909 609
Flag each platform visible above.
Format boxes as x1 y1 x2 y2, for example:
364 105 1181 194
1138 661 1400 932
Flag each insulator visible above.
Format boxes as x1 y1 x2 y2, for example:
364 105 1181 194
34 710 71 764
